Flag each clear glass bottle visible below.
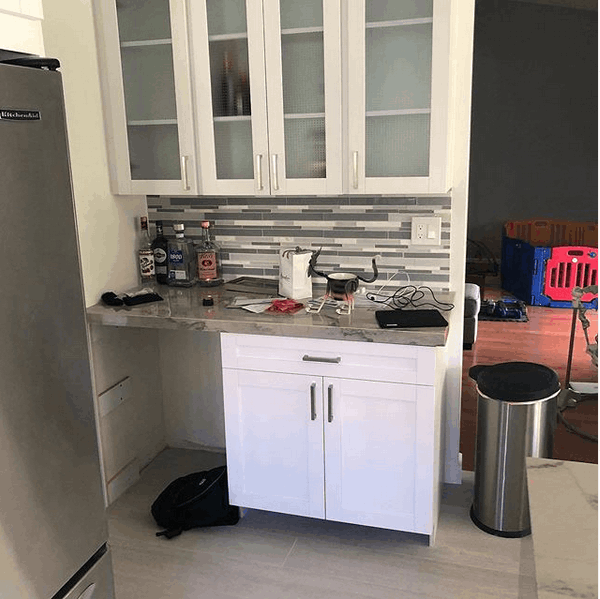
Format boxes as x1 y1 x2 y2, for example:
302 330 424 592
151 220 169 285
138 216 155 283
196 221 223 287
167 223 196 287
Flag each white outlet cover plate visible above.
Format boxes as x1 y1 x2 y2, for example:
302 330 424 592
411 217 442 245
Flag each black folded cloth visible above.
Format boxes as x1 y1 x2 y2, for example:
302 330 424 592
101 290 163 307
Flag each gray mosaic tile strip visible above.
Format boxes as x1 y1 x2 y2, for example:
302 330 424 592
146 195 453 290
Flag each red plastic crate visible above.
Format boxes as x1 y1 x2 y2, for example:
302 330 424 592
504 220 598 247
543 246 598 302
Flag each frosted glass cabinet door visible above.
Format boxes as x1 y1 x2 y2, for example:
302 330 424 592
189 0 269 195
347 0 452 195
189 0 341 195
96 0 198 195
262 0 342 195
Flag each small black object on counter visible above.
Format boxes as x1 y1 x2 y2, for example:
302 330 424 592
101 292 123 307
101 290 163 307
202 296 214 306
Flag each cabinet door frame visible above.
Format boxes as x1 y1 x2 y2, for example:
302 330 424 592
346 0 452 195
323 377 435 535
262 0 343 195
189 0 270 196
94 0 199 196
222 368 326 518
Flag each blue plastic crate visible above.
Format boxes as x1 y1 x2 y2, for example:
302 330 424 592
501 236 598 309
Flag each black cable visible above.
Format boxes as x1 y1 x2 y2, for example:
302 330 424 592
557 407 598 443
366 285 455 311
466 238 499 276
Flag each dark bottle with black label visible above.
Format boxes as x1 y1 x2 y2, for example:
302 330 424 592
151 220 169 284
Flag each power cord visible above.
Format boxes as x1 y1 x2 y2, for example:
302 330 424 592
558 392 598 443
366 284 455 311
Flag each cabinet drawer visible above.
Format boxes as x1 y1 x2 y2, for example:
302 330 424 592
221 333 435 386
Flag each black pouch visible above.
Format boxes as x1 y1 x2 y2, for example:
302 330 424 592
151 465 239 539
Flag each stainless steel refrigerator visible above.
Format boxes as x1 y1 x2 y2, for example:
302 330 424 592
0 58 114 598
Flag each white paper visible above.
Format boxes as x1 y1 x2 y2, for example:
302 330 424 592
279 248 313 300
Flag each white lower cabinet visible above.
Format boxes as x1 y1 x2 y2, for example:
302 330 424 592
221 333 441 541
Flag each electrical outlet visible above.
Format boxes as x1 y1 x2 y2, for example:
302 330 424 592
411 217 442 246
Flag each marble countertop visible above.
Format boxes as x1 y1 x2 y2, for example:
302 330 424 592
86 284 451 347
526 458 598 599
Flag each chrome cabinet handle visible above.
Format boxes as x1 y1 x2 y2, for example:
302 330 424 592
181 155 190 191
302 355 341 364
352 151 359 189
327 385 333 423
271 154 279 190
310 383 316 421
256 154 264 190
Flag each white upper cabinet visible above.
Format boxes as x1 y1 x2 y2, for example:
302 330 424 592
346 0 452 195
94 0 462 196
188 0 342 196
94 0 198 195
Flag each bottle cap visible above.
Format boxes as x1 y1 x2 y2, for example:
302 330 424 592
201 221 210 228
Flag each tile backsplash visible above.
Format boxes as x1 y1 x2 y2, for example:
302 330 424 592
147 195 451 291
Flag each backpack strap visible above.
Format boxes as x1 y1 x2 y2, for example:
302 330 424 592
156 527 183 539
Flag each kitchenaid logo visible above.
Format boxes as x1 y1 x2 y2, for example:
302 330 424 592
0 109 40 121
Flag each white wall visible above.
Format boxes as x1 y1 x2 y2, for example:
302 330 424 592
0 1 44 55
446 0 476 483
90 325 166 501
159 331 226 450
40 0 145 307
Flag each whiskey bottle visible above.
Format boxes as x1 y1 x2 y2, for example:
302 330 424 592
138 216 155 283
151 220 169 285
167 223 196 287
196 221 223 287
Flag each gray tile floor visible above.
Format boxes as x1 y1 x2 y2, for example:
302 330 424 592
107 448 538 599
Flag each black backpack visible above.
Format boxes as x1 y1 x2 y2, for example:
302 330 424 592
151 465 240 539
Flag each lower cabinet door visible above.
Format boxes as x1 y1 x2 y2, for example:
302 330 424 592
223 369 325 519
323 377 435 534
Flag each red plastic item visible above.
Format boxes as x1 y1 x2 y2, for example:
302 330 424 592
267 299 305 314
543 246 598 302
504 220 598 247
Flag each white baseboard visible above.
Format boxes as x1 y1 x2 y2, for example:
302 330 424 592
107 458 140 505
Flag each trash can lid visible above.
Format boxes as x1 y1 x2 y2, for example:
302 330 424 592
469 362 560 402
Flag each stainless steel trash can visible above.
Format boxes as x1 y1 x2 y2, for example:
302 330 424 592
469 362 560 537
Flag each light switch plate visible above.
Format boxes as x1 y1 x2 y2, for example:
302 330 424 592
411 217 442 245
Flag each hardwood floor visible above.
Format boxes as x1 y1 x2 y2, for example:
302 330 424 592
460 284 598 472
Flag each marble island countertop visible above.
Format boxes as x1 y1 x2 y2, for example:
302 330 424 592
526 458 598 599
86 284 451 346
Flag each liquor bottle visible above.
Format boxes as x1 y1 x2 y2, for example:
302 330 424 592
167 223 196 287
138 216 155 283
196 221 223 287
151 220 169 285
221 52 236 116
